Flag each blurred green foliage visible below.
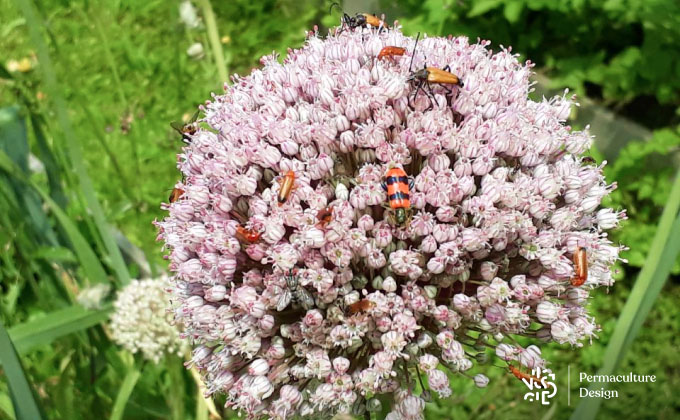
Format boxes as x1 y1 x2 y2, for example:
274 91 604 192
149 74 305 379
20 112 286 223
1 0 679 419
397 0 680 127
600 127 680 272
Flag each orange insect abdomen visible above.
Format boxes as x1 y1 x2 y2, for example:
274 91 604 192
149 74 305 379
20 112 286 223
378 46 406 60
384 168 411 210
426 67 461 85
169 187 184 203
571 247 588 286
278 171 296 206
362 14 385 28
236 225 260 244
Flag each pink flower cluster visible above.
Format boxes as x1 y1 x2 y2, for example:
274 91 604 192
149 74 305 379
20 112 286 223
157 21 626 419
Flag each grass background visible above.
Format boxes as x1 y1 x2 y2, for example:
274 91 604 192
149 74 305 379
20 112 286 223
1 0 679 419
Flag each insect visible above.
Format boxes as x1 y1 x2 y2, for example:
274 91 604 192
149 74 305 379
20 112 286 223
407 33 463 110
168 186 184 203
170 110 199 144
330 2 387 32
316 206 334 227
508 365 553 389
377 46 406 61
235 224 261 244
277 270 315 311
570 246 588 287
348 299 376 314
277 170 297 206
381 167 415 226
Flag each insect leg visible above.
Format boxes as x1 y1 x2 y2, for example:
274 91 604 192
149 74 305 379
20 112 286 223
409 81 424 110
424 82 437 111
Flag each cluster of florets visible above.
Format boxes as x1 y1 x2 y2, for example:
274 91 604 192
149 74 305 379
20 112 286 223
110 278 186 363
156 21 626 419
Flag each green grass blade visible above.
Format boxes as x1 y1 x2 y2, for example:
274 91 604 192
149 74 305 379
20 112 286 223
8 305 113 354
0 321 44 420
0 150 110 285
572 169 680 419
196 0 228 84
0 392 16 420
29 113 68 208
0 106 59 246
110 367 141 420
12 0 131 286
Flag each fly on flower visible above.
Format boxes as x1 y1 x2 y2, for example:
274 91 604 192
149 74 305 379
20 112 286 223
330 2 387 32
382 167 414 226
407 33 463 110
277 270 315 311
170 110 199 144
348 298 376 314
570 246 588 287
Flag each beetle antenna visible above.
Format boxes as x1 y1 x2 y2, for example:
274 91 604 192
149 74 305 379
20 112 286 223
329 2 340 14
409 32 421 73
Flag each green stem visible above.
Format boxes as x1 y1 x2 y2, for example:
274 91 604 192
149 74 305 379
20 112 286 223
197 0 228 85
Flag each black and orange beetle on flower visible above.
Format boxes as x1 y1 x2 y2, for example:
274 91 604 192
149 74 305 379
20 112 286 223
330 2 388 32
381 167 415 226
407 33 463 110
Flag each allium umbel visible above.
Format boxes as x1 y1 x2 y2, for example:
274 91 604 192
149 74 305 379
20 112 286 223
157 20 626 419
110 278 186 363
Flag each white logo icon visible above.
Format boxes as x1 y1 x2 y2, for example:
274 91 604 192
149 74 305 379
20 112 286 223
521 367 557 405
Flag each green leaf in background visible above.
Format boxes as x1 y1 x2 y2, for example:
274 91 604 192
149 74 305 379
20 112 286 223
30 113 68 208
12 0 131 286
572 169 680 419
0 320 44 420
7 304 113 354
0 149 111 285
0 106 59 247
110 367 141 420
0 392 15 420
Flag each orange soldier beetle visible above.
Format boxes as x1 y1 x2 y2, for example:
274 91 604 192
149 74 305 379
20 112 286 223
570 246 588 287
170 110 199 144
330 3 388 32
277 170 297 206
168 187 184 203
508 364 554 389
316 206 334 228
381 167 415 226
349 299 376 314
235 224 261 244
407 32 463 110
378 46 406 61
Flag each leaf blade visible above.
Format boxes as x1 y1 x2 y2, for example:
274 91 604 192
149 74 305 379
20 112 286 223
0 321 44 420
8 305 113 354
110 367 141 420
